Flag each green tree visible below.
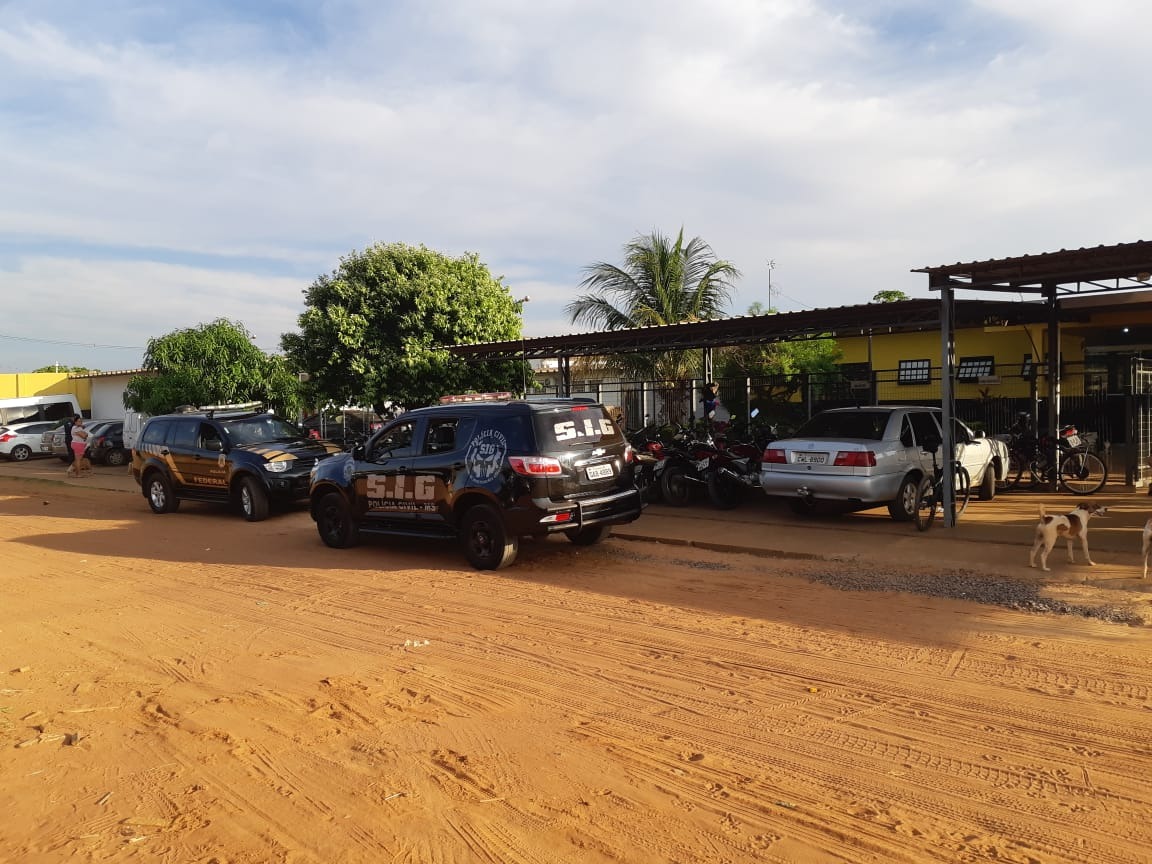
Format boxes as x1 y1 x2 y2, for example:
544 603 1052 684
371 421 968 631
124 319 301 416
872 289 909 303
32 365 96 373
565 229 739 380
281 243 523 412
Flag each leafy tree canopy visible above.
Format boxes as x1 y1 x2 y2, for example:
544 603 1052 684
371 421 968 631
124 319 301 416
565 229 739 380
33 365 96 373
872 289 909 303
281 243 523 412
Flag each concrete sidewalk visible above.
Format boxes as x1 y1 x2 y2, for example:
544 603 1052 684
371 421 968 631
2 458 1151 579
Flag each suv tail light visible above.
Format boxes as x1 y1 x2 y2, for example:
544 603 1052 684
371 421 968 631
833 450 876 467
763 448 787 463
623 444 634 463
0 433 14 443
509 455 563 476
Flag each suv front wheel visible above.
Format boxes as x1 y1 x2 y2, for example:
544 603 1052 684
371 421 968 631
461 503 519 570
238 476 270 522
316 492 359 548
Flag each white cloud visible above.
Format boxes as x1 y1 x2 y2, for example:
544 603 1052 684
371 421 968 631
1 0 1150 370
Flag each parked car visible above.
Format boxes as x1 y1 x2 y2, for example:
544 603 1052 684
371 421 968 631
41 418 118 462
0 420 61 461
759 406 1009 520
309 393 644 570
85 420 128 466
131 407 343 521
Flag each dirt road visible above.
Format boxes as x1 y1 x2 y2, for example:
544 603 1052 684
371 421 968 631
2 476 1151 863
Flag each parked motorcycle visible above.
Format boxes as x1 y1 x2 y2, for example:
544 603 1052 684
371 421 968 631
658 422 721 507
705 411 775 509
627 422 671 504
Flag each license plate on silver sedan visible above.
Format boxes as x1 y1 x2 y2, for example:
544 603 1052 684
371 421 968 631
585 464 614 480
794 452 828 464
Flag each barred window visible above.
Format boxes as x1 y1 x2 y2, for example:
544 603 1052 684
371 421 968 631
897 359 931 385
956 356 995 382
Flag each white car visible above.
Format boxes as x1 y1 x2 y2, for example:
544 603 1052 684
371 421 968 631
0 420 62 461
760 406 1009 520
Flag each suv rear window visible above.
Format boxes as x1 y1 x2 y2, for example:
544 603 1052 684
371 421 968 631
793 410 891 441
534 405 624 451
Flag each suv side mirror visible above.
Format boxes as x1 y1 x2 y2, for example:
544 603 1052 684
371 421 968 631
351 443 366 460
973 430 986 439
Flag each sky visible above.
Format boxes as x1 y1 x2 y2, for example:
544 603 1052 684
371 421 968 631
2 0 1150 373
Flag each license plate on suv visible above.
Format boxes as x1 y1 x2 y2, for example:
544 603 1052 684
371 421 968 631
585 463 614 480
794 452 828 464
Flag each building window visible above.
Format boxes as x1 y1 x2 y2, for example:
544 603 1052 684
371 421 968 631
956 356 995 382
898 359 931 385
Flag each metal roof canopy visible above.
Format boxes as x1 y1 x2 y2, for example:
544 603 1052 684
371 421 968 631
448 297 1055 363
914 240 1152 526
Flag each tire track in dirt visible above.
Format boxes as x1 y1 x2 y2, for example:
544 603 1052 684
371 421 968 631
5 486 1152 863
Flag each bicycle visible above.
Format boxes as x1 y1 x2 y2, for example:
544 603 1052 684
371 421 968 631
914 434 971 531
995 415 1107 495
1012 431 1107 495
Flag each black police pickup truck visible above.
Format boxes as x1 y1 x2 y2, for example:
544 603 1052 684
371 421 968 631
309 394 643 569
131 407 342 521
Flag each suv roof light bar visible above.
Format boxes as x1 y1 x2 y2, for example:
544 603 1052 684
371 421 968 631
438 392 513 404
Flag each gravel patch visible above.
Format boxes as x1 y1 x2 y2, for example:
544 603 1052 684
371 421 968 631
805 566 1146 626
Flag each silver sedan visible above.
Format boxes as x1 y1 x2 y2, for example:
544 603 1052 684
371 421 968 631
760 406 1008 520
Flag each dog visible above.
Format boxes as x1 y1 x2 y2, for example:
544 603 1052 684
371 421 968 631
1028 503 1109 572
1142 518 1152 579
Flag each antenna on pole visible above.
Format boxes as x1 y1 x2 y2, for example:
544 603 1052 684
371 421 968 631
766 259 776 311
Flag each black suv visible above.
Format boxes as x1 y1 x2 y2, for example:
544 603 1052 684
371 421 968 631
309 395 643 569
85 420 128 466
131 409 342 521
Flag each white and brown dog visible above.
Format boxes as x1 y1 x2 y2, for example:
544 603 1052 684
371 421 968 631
1028 503 1109 572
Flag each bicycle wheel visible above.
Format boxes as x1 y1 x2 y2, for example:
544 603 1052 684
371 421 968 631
914 475 937 532
952 465 971 517
1058 450 1107 495
997 449 1025 492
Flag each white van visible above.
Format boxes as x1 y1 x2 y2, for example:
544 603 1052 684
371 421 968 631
0 393 82 426
123 410 149 451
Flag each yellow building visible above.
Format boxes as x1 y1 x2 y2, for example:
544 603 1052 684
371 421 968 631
0 372 92 408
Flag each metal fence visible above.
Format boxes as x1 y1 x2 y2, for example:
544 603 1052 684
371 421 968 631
530 360 1152 485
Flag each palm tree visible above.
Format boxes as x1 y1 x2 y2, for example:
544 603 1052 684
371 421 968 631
565 229 740 380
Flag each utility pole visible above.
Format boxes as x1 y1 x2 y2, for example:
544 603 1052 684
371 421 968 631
766 259 776 311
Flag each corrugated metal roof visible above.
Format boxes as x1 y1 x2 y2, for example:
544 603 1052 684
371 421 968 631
67 368 150 379
912 240 1152 292
448 298 1053 361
